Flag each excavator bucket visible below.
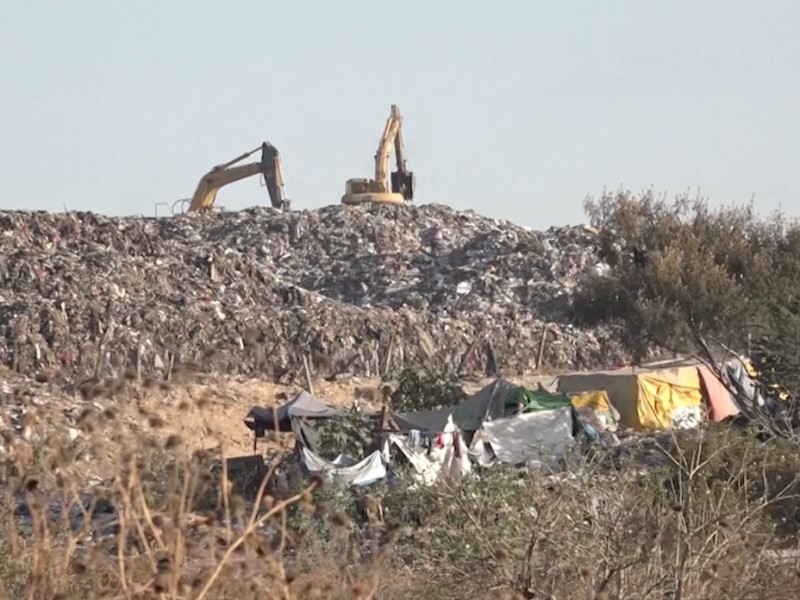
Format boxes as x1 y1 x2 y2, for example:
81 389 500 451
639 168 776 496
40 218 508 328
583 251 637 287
391 171 415 201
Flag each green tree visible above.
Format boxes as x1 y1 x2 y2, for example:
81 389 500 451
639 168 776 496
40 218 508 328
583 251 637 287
385 365 467 412
574 190 800 367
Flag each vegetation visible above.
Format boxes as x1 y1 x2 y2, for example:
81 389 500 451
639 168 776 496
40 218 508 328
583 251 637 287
3 407 800 599
383 365 467 412
314 413 375 461
574 190 800 395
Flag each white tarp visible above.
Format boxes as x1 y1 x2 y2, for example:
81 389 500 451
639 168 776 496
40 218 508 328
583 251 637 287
300 447 387 486
480 406 574 465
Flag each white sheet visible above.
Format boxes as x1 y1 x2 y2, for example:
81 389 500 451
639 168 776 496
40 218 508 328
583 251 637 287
300 447 387 486
481 407 574 465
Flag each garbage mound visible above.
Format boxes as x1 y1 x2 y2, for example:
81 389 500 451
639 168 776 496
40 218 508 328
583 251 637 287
0 203 626 381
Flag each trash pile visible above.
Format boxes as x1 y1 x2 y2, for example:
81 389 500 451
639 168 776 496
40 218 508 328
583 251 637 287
0 204 626 381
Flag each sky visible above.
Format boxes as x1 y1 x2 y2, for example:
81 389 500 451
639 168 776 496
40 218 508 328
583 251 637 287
1 1 798 229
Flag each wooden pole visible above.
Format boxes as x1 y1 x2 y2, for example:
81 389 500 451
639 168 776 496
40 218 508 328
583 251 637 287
536 325 549 371
302 354 314 395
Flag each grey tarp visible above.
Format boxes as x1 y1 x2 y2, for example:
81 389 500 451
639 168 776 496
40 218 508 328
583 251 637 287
393 407 453 433
452 378 517 431
244 390 344 435
722 361 765 418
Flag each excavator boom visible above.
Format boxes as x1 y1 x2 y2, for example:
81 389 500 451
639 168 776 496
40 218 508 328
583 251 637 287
187 142 288 213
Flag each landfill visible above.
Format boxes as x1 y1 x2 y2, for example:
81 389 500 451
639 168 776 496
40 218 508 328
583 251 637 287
0 203 626 382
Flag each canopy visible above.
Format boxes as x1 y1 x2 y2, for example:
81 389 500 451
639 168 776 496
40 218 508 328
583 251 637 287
244 390 344 435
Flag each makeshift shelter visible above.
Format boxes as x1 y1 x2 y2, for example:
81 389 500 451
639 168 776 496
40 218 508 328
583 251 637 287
507 386 572 411
393 407 453 433
386 414 472 485
452 378 517 431
557 365 705 431
245 390 344 434
722 360 766 418
244 390 344 436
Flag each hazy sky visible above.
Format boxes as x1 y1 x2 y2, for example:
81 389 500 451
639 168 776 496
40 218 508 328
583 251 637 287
1 1 798 228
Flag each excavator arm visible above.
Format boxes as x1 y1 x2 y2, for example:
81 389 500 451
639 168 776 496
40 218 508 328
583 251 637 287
187 142 287 213
374 105 415 201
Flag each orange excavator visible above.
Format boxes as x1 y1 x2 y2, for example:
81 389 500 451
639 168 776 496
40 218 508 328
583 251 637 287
341 104 415 206
184 142 289 213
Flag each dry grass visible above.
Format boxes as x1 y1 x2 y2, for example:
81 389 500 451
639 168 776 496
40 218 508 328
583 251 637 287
1 370 800 599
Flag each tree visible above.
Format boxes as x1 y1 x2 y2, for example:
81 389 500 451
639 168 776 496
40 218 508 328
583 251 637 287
573 190 800 367
384 365 467 413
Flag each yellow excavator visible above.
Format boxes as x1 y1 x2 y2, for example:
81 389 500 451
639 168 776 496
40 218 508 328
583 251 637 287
341 104 415 206
186 142 289 213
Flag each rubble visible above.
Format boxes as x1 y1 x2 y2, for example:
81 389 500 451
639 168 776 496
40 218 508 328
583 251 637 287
0 203 626 382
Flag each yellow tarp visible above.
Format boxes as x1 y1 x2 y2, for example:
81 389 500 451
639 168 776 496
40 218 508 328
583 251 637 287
635 367 704 430
570 390 614 413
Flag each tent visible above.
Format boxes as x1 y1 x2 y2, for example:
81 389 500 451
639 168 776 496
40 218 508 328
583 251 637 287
244 390 345 436
557 365 705 431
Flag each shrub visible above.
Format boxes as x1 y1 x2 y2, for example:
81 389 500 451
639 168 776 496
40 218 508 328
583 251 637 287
384 365 467 413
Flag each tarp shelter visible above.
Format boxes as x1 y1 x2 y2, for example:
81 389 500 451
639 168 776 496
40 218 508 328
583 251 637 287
557 366 705 431
244 390 344 436
472 406 574 466
300 447 387 487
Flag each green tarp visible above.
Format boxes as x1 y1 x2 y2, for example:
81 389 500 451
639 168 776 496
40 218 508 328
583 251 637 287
506 387 572 412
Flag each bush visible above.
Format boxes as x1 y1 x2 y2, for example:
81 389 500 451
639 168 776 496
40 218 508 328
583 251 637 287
384 365 467 413
314 412 376 461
